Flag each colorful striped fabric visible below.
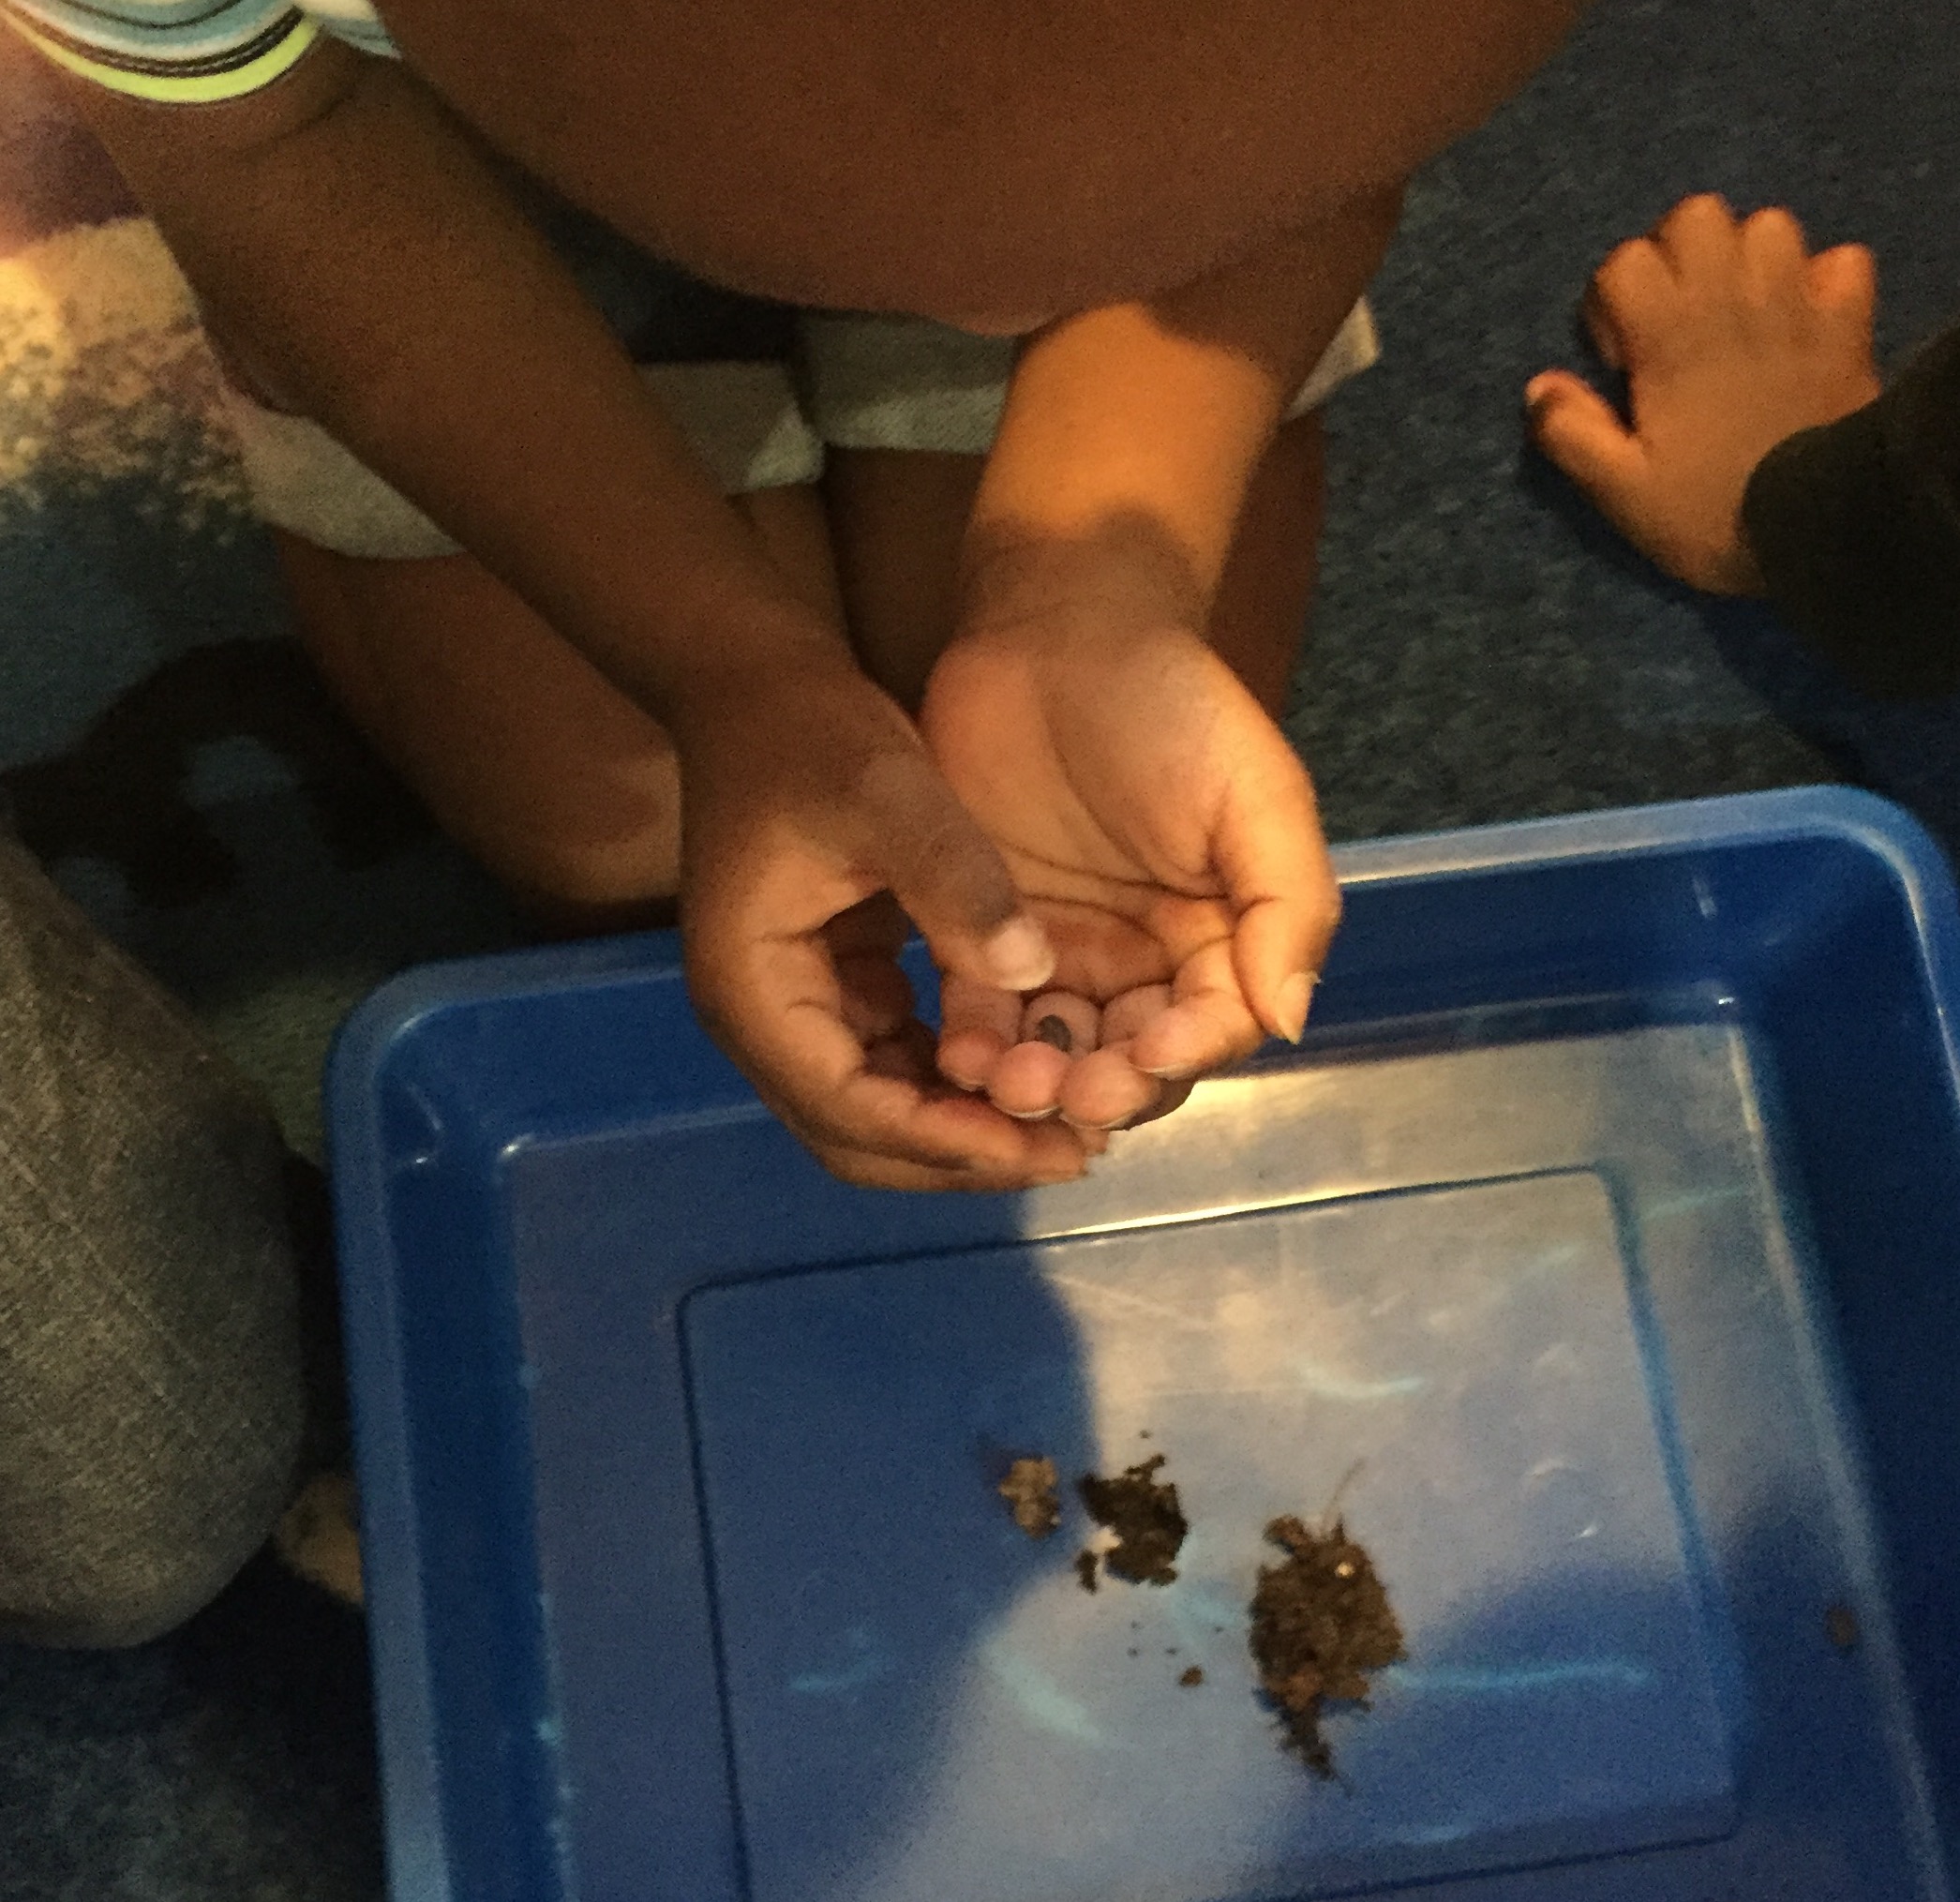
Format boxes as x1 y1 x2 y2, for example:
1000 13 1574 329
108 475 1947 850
0 0 397 104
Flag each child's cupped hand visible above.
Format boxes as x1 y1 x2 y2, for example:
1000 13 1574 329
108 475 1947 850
919 611 1339 1134
1526 194 1882 593
673 650 1105 1191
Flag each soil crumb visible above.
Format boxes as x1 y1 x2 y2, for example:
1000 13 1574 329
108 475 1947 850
1074 1550 1100 1593
1033 1014 1073 1053
998 1457 1061 1538
1179 1666 1204 1687
1078 1455 1189 1585
1826 1601 1861 1652
1249 1515 1405 1778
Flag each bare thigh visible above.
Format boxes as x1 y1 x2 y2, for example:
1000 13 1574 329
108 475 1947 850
279 484 842 931
285 416 1324 930
825 408 1328 719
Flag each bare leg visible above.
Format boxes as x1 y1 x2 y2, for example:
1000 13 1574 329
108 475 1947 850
277 484 842 933
1203 408 1326 718
825 448 986 714
826 408 1326 719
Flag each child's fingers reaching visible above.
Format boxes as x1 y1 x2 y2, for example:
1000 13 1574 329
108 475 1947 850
1525 369 1648 518
1738 205 1810 305
1586 236 1676 365
1578 274 1627 370
1651 192 1742 277
1808 243 1879 329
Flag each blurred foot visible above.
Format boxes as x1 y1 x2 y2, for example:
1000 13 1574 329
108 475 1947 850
276 1472 364 1610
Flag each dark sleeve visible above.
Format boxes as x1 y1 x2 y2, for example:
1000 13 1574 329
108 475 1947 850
1739 322 1960 698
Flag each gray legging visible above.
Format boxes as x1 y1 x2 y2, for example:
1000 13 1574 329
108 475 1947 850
0 831 304 1646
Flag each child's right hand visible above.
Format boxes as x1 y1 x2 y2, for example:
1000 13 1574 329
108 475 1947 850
1526 195 1882 594
670 648 1102 1192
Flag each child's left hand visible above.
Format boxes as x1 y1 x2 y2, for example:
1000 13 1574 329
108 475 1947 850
919 612 1339 1132
1526 194 1881 593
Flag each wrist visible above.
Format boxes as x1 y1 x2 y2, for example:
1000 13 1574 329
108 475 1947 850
958 518 1207 651
651 601 866 753
1706 527 1768 596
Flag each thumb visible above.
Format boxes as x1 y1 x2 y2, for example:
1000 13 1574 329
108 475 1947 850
861 749 1056 995
1213 740 1341 1045
1526 369 1649 507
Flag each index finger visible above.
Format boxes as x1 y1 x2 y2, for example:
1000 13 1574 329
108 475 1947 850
705 925 1092 1179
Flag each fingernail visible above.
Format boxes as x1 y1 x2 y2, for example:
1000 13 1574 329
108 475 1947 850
1003 1104 1061 1122
982 916 1056 993
1065 1111 1138 1133
1140 1062 1200 1083
1276 971 1317 1044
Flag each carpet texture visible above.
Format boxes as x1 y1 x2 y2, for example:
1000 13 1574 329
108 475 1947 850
2 1 1956 1895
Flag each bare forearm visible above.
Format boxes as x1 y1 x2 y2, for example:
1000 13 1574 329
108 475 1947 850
965 187 1400 621
63 46 838 733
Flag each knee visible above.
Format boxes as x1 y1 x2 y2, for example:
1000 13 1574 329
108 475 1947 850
2 1436 300 1647
494 778 685 932
515 814 682 916
0 1299 305 1648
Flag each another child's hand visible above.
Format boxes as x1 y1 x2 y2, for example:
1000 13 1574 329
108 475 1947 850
1526 194 1881 593
675 651 1100 1191
919 615 1339 1133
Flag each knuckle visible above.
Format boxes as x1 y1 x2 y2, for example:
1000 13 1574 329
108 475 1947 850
1593 238 1654 297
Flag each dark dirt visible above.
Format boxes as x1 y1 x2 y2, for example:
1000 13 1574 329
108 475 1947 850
1073 1550 1100 1593
1825 1601 1861 1652
1078 1455 1189 1586
1179 1666 1204 1687
998 1457 1062 1538
1249 1515 1404 1778
1033 1014 1073 1053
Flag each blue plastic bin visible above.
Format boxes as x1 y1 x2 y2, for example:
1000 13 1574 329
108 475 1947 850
327 787 1960 1902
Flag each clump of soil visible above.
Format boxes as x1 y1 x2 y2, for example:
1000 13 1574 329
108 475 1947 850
1249 1515 1404 1778
1825 1601 1861 1652
1032 1014 1073 1053
1078 1454 1188 1586
998 1457 1062 1538
1073 1550 1100 1593
1179 1665 1204 1687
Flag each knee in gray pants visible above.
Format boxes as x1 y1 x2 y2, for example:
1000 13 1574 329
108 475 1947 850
0 834 305 1647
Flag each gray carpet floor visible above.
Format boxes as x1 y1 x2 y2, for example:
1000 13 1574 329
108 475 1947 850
3 0 1957 1894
